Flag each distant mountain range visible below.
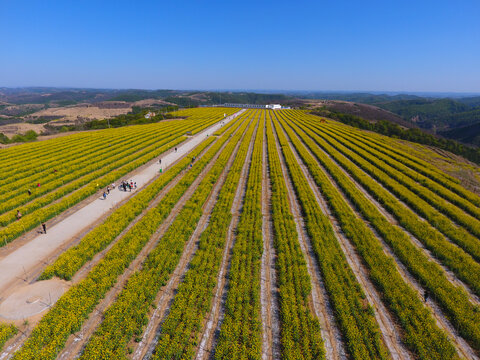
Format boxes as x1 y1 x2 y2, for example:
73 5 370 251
1 87 480 147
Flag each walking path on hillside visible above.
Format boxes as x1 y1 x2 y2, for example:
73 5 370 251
0 110 245 318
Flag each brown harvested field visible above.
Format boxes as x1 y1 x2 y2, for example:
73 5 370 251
0 122 46 137
25 104 131 122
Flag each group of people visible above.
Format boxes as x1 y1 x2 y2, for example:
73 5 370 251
101 180 137 199
120 180 137 192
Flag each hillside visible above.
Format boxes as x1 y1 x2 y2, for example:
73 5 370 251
440 121 480 146
300 99 413 128
295 92 480 148
1 108 480 360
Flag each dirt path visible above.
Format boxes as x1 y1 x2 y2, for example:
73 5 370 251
0 110 245 298
55 127 242 360
272 124 347 360
131 118 249 360
195 121 256 360
260 129 281 360
279 122 412 360
291 126 478 359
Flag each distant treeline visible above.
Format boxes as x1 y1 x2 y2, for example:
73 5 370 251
0 130 38 144
314 110 480 164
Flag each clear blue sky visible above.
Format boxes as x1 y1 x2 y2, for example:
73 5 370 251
1 0 479 92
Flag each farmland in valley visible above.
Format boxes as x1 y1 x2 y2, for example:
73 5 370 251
0 107 479 360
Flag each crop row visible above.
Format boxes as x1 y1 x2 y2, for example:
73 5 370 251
0 323 17 352
0 107 234 194
151 114 258 359
281 112 480 353
275 112 458 359
40 113 250 280
1 129 134 192
292 109 459 186
0 133 98 176
78 113 253 359
272 114 389 359
0 122 160 188
0 116 196 198
0 107 237 173
0 134 185 245
307 120 480 240
214 114 264 359
0 120 195 215
309 111 480 207
294 114 480 294
1 110 228 199
325 122 480 216
265 114 324 359
39 137 215 280
0 122 164 181
11 112 248 360
0 112 232 245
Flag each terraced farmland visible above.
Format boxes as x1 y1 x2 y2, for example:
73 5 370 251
1 107 479 360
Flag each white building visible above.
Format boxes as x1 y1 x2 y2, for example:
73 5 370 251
144 111 156 119
266 104 282 110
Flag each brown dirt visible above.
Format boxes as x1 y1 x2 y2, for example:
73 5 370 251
0 279 69 322
25 104 131 123
0 123 46 137
260 127 281 360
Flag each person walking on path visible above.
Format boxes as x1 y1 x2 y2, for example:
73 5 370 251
134 182 137 189
175 147 177 153
106 186 110 195
42 223 47 234
159 158 162 164
103 191 107 200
